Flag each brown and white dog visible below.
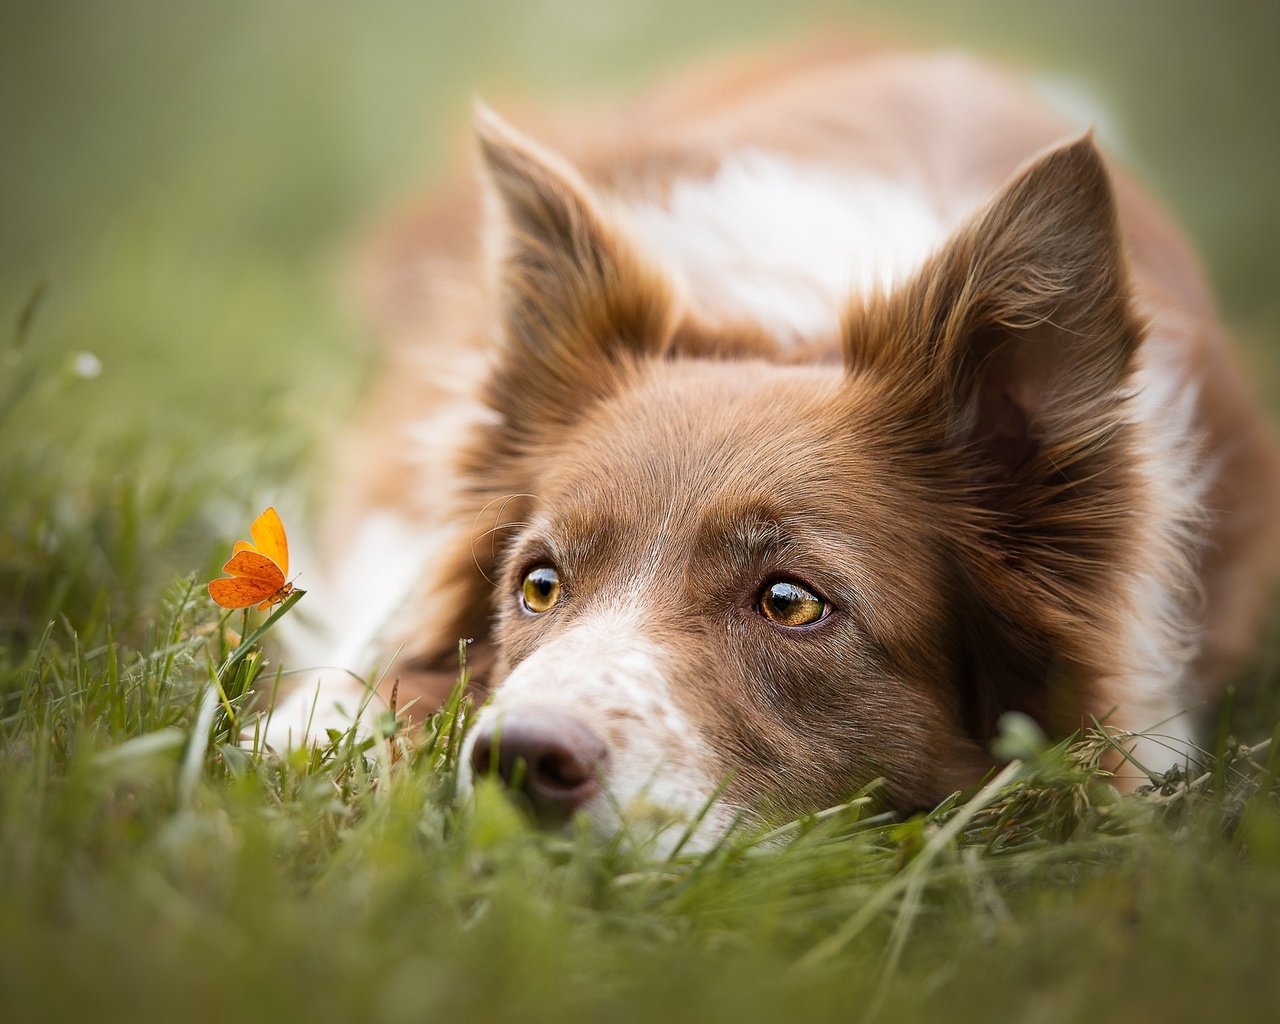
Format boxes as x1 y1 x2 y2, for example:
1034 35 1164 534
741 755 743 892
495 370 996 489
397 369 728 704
268 44 1279 845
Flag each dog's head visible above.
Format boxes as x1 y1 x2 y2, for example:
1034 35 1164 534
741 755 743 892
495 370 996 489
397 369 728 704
453 109 1144 846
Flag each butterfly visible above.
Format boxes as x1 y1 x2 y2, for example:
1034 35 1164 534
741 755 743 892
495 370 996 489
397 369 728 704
208 506 296 611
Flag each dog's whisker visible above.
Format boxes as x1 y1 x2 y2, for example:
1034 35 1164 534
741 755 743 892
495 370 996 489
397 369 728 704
469 492 539 586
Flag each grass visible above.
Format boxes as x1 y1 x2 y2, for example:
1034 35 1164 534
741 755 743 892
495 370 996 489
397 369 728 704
5 282 1280 1024
4 2 1280 1022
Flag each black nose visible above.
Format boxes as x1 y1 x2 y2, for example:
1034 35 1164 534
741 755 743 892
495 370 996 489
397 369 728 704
468 709 609 824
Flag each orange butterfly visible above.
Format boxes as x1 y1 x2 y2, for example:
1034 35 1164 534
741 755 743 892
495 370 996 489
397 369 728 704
208 506 296 611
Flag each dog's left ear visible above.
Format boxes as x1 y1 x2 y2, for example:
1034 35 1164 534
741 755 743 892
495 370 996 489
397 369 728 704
474 105 676 428
845 135 1142 480
845 136 1147 732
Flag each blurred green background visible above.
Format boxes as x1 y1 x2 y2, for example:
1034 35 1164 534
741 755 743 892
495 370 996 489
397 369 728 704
3 0 1278 511
3 8 1280 1019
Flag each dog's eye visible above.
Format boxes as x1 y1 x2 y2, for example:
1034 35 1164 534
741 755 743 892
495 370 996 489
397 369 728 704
520 565 561 614
758 579 827 627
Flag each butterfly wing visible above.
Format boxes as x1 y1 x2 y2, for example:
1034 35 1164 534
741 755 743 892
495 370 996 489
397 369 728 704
248 507 288 576
208 550 286 609
209 577 282 609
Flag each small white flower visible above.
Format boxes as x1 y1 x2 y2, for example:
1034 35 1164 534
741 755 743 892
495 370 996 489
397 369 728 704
71 351 102 379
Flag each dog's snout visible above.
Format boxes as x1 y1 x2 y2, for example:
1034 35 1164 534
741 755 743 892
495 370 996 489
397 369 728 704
468 709 609 824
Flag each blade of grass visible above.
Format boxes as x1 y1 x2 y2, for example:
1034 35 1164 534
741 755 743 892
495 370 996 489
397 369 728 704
800 759 1024 971
214 588 306 678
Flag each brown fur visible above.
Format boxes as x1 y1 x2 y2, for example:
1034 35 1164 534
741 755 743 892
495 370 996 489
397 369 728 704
315 43 1279 817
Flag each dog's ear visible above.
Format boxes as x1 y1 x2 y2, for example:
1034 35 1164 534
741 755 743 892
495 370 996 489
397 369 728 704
845 135 1142 483
474 105 676 428
845 136 1148 734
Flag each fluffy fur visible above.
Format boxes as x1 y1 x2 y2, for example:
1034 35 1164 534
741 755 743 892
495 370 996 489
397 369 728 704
267 44 1280 840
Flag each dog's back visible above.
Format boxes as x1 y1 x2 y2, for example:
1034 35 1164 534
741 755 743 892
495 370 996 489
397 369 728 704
271 44 1280 836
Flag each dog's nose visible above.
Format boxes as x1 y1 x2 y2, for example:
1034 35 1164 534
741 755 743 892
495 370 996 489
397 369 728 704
468 709 609 824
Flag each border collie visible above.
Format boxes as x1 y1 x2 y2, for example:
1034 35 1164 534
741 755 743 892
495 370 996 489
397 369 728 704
267 43 1279 845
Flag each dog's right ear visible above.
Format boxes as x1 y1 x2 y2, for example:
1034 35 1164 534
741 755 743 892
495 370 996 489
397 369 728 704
474 105 677 430
844 136 1142 483
843 137 1149 735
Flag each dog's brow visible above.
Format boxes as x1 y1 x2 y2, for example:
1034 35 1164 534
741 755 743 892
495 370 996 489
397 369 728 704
521 510 624 570
692 502 872 611
694 502 796 565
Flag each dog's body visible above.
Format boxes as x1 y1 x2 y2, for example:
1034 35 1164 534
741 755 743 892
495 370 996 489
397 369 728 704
270 45 1279 842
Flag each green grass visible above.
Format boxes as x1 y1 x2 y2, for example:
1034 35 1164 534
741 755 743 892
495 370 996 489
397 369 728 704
4 2 1280 1022
3 461 1280 1023
6 259 1280 1024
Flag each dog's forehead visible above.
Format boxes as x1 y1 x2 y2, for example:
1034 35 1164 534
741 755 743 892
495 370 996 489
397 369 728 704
519 360 940 596
544 361 861 512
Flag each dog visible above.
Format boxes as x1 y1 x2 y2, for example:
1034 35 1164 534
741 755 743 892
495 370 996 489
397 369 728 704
266 42 1280 846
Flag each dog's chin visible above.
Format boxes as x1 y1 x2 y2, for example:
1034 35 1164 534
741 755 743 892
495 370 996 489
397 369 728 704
581 793 747 859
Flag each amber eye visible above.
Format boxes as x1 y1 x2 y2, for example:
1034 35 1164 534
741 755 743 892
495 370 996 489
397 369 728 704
758 579 827 627
520 566 561 614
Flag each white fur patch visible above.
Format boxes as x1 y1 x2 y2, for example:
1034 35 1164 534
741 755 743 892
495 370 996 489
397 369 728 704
618 150 960 344
1111 316 1212 775
458 605 738 852
260 513 447 749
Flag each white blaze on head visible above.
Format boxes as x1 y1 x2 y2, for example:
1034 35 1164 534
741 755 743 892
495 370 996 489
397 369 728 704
459 604 739 851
